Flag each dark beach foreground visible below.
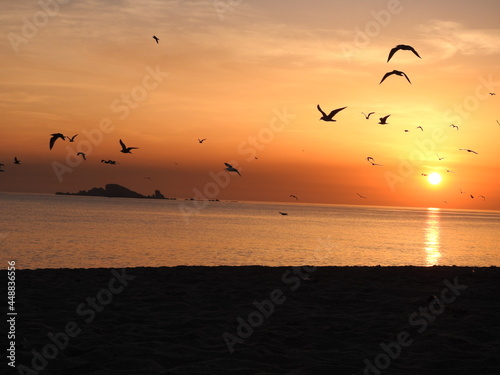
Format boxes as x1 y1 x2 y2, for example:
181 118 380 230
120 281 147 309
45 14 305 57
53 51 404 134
3 266 500 375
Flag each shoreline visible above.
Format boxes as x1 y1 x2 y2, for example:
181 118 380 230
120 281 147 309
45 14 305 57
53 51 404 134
4 266 499 374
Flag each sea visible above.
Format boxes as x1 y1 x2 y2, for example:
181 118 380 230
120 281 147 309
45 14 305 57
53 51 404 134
1 192 499 269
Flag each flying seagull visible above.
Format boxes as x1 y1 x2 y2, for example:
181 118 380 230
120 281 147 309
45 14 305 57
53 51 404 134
470 194 474 199
478 195 486 201
380 70 412 84
362 112 375 119
421 173 428 176
366 156 382 166
436 153 444 160
198 138 206 143
278 212 288 216
379 115 390 124
49 133 65 150
101 159 118 165
404 129 409 132
387 44 421 62
490 92 496 95
224 162 241 176
290 194 298 200
67 134 78 142
444 168 453 173
449 124 459 130
459 149 478 154
77 152 86 161
152 35 159 44
416 126 424 131
119 139 139 154
13 157 20 165
317 104 347 122
357 193 367 199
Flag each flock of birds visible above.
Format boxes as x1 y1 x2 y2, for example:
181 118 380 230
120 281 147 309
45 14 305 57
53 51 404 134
309 44 491 207
1 41 494 210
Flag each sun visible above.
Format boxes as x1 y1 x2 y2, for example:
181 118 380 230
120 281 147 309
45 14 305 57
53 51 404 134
428 172 442 185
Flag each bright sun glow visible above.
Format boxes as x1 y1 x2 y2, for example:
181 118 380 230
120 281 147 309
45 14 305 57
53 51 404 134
428 173 442 185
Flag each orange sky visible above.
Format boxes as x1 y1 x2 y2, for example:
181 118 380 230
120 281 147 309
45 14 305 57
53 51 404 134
1 0 499 209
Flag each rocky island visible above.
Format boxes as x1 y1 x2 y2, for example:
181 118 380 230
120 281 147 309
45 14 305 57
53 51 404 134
55 183 175 200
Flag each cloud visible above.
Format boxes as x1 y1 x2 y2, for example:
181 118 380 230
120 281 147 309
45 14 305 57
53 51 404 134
417 20 500 59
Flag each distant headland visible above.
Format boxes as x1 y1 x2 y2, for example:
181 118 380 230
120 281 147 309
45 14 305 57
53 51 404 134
55 183 175 200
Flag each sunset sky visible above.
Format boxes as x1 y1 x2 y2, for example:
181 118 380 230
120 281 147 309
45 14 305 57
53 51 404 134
2 0 499 209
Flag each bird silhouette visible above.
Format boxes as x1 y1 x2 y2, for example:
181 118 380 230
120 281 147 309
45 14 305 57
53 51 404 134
120 139 139 154
224 162 241 176
416 126 424 131
404 129 409 132
470 194 474 199
362 112 375 119
449 124 459 130
152 35 159 44
357 193 367 199
436 153 444 160
278 212 288 216
444 168 453 173
49 133 65 150
459 149 478 154
489 92 496 95
380 70 412 84
478 195 486 200
379 115 390 124
77 152 86 161
101 160 118 165
366 157 382 166
198 138 206 143
387 44 421 62
290 194 298 200
13 157 20 165
67 134 78 142
317 105 347 122
0 163 5 172
421 173 428 176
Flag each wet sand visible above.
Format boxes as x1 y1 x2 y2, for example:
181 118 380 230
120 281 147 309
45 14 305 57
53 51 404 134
6 266 500 374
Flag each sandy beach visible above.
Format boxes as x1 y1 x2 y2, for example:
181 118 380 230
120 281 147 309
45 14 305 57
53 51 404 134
5 266 500 374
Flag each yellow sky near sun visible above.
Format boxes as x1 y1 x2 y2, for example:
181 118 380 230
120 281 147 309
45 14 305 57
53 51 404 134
1 0 499 209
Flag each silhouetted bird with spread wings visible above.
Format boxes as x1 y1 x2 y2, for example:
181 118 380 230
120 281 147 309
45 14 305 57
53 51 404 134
387 44 421 62
459 148 478 154
120 139 139 154
379 115 390 124
49 133 65 150
224 163 241 176
380 70 412 84
317 105 347 122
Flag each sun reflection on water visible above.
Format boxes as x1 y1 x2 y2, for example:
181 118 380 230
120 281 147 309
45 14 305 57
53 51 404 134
425 207 441 266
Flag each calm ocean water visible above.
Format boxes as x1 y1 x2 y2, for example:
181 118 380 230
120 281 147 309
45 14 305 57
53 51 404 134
1 192 499 269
